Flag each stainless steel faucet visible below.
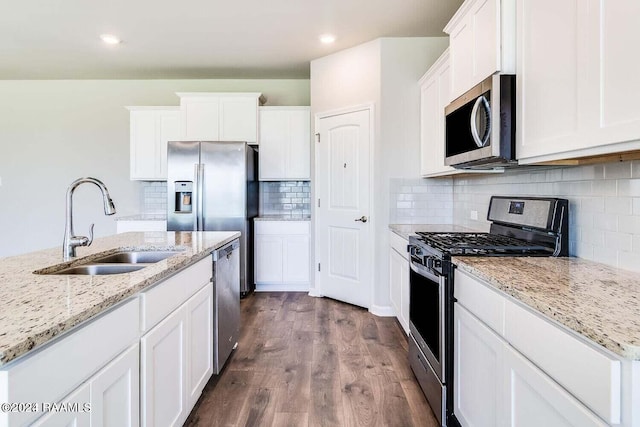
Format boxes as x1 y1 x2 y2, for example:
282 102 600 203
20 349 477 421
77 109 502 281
63 177 116 261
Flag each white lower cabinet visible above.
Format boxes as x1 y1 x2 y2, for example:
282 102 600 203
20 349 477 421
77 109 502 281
90 344 140 427
254 221 310 291
186 284 214 409
388 231 409 334
141 305 188 427
453 269 623 427
141 279 214 427
31 383 91 427
454 304 504 427
503 344 607 427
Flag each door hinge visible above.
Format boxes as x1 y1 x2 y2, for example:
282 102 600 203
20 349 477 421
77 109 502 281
315 133 320 143
318 263 321 272
317 198 321 208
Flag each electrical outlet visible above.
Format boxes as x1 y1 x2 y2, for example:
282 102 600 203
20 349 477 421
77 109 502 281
470 210 478 220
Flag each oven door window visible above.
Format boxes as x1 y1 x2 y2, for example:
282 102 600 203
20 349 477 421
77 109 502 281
409 262 441 363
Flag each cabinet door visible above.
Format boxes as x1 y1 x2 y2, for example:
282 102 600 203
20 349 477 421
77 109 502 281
503 344 608 427
90 344 139 427
157 110 181 180
286 109 311 180
259 107 310 180
389 247 409 333
31 383 91 427
516 0 582 160
186 283 213 409
259 109 288 179
181 97 220 141
255 235 284 283
219 96 258 143
283 235 310 284
421 52 458 176
141 305 187 427
130 110 158 180
448 18 474 101
584 0 640 149
454 304 504 427
471 0 499 85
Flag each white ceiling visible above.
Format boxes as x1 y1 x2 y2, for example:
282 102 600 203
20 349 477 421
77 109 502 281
0 0 462 79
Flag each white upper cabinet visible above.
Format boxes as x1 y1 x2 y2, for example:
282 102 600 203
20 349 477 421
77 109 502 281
127 107 180 180
259 106 311 180
516 0 640 164
178 93 262 144
444 0 516 101
419 50 502 178
419 50 458 177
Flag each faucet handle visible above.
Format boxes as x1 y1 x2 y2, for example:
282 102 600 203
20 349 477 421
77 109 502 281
87 223 94 246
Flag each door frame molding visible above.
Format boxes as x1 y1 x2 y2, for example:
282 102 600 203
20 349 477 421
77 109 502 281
313 103 376 309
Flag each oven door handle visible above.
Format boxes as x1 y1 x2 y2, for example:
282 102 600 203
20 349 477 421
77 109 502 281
410 259 440 283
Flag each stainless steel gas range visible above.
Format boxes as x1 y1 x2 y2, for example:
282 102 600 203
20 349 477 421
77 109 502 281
407 196 569 426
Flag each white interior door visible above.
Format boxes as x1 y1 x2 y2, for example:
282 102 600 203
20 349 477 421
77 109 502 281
316 108 372 308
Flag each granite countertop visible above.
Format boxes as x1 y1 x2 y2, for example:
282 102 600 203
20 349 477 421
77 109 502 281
255 215 311 221
389 224 480 240
0 231 239 366
116 214 167 221
454 256 640 360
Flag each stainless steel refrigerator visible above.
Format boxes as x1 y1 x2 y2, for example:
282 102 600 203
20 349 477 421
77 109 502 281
167 141 258 295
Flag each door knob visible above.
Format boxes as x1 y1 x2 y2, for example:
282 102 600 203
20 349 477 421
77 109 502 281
355 216 368 223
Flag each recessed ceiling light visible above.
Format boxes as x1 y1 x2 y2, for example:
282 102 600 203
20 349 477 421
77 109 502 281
100 34 121 45
320 34 336 44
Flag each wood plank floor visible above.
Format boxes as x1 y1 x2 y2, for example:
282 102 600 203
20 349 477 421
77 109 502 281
186 292 438 427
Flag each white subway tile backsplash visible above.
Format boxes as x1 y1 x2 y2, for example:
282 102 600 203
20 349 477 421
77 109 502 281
604 162 632 180
618 251 640 273
603 231 633 251
617 179 640 197
446 160 640 272
618 215 640 234
592 179 618 196
260 181 311 216
604 197 632 215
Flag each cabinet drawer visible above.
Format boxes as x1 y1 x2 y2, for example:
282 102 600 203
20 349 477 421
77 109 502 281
140 256 212 332
454 269 505 335
255 221 309 235
504 299 621 424
389 231 409 261
0 299 139 426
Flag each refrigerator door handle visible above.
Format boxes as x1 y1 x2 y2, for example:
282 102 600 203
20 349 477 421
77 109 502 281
198 164 205 230
193 163 200 231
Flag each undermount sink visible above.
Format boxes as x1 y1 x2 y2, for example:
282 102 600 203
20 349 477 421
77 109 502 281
50 264 147 275
36 249 185 275
92 250 183 264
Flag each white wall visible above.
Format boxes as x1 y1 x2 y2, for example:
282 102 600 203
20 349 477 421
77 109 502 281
310 37 448 312
0 79 309 257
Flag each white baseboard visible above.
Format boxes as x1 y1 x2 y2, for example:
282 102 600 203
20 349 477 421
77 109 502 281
307 288 321 297
255 283 310 292
369 304 395 317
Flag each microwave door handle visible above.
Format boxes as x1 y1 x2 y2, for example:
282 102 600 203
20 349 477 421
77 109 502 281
470 95 491 148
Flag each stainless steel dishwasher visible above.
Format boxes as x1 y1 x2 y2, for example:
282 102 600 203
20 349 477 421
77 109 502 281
212 239 240 374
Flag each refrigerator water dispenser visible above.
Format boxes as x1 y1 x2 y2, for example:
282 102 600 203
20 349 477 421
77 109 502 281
174 181 193 213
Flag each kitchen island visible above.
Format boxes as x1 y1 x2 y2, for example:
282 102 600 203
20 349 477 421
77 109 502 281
0 231 239 426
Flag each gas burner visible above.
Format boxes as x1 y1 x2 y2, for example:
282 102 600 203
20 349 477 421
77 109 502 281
413 231 555 256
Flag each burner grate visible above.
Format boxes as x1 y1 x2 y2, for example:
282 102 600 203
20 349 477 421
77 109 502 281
414 232 553 256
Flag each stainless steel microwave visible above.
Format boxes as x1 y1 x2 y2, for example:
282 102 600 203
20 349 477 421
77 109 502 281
444 74 516 169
